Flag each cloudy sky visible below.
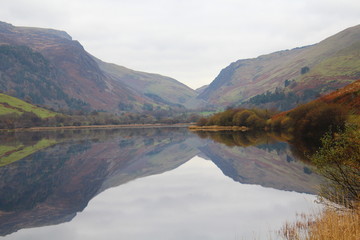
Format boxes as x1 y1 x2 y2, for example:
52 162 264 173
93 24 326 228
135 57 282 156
1 0 360 89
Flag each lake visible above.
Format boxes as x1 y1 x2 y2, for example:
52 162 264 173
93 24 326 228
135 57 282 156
0 127 322 239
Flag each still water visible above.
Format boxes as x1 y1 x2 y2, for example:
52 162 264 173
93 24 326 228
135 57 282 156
0 127 321 239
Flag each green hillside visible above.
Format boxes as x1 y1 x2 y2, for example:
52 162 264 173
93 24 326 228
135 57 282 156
0 93 57 118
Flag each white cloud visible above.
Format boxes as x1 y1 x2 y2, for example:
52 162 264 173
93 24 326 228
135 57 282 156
1 0 360 89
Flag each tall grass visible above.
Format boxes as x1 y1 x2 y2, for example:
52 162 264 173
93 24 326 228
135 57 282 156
279 206 360 240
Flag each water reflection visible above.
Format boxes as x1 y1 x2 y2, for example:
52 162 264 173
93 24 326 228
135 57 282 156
0 128 200 236
0 128 322 238
3 157 318 240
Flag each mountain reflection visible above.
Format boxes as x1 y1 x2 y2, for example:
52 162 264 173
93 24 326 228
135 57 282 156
0 127 321 236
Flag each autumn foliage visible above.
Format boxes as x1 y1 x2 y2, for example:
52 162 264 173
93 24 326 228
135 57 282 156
274 102 348 141
196 108 273 129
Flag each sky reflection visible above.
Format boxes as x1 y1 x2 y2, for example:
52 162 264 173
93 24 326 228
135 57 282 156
3 156 319 240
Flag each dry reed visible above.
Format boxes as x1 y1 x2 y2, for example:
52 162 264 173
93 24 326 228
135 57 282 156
279 206 360 240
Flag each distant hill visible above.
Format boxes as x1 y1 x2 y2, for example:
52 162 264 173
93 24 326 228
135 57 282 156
198 25 360 110
195 85 209 94
0 21 201 112
0 93 56 118
95 58 202 109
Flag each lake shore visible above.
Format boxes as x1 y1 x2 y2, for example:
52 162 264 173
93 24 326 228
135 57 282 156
0 123 191 132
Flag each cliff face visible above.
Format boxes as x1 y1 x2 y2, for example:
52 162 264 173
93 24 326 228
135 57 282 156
198 25 360 109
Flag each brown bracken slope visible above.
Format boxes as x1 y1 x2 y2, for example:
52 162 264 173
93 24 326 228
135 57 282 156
318 79 360 114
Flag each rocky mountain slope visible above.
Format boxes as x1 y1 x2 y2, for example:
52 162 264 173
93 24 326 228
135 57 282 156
0 21 200 112
198 24 360 110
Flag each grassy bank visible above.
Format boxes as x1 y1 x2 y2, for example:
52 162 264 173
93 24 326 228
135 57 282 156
188 125 249 131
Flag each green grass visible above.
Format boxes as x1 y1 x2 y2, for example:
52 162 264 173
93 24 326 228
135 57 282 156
0 105 23 115
0 139 57 167
0 93 57 118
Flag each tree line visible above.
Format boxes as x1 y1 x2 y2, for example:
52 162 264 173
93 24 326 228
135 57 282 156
197 101 349 146
0 110 201 129
197 108 274 129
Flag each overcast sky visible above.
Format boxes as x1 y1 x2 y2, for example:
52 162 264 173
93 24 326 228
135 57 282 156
1 0 360 89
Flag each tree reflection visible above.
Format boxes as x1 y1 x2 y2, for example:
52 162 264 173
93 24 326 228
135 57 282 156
192 126 360 209
193 130 279 147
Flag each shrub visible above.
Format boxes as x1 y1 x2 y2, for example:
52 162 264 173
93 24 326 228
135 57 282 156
218 109 238 126
245 114 266 129
311 124 360 208
291 103 348 144
196 117 208 126
232 110 253 126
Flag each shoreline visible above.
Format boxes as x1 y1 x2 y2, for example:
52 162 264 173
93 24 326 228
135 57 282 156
188 125 249 131
0 123 191 132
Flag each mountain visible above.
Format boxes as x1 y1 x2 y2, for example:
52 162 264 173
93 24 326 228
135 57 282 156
198 25 360 110
0 21 200 112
